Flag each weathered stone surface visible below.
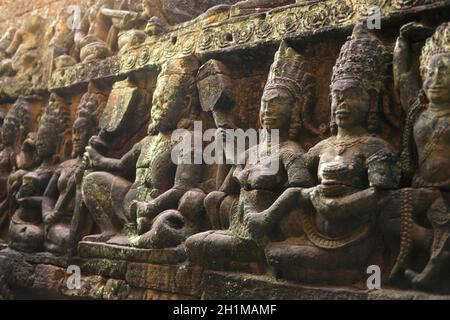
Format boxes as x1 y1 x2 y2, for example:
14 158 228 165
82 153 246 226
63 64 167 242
126 263 204 298
368 289 450 301
49 0 450 90
24 252 68 269
31 264 65 293
78 241 187 264
202 271 370 300
1 0 450 301
61 275 107 300
72 257 127 280
127 287 195 300
0 249 36 288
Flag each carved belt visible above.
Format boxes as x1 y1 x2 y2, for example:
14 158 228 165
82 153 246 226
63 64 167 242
299 211 370 250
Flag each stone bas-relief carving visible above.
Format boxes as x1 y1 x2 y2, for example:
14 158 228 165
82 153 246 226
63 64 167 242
0 0 450 300
81 55 209 251
389 22 450 291
186 41 318 271
258 24 400 284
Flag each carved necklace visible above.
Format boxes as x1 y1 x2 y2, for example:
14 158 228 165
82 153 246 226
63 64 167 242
329 137 367 155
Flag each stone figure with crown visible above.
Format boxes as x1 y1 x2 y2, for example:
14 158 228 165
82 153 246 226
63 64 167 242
246 23 402 284
387 22 450 291
186 41 317 272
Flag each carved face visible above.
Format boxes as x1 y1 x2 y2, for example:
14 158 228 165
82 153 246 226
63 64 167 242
72 118 91 158
36 96 65 159
423 53 450 106
150 75 191 133
331 80 370 130
260 87 293 131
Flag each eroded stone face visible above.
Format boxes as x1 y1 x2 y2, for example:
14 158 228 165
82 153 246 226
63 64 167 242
0 0 450 299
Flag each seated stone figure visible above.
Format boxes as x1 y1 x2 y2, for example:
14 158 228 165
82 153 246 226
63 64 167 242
8 94 71 253
0 97 32 237
388 22 450 290
82 56 208 249
254 24 400 284
186 41 317 271
41 84 107 255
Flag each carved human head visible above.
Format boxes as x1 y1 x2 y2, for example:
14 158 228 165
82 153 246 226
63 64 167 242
72 83 107 158
36 93 70 161
330 22 391 134
261 41 315 140
421 23 450 106
1 97 31 147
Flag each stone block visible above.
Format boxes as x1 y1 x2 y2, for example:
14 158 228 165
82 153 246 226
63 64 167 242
126 263 204 298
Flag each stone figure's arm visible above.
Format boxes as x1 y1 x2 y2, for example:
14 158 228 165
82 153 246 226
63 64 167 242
283 148 318 188
84 141 141 172
52 177 76 224
139 136 205 220
219 165 240 194
42 170 61 219
366 147 401 190
394 23 434 112
246 186 313 240
394 30 419 112
5 29 23 56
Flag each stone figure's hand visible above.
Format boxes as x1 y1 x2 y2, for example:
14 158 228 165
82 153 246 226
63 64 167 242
74 165 85 184
84 146 102 168
44 210 59 226
130 200 156 220
136 217 151 236
88 135 107 150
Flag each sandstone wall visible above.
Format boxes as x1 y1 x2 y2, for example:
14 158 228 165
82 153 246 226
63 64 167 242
0 0 89 33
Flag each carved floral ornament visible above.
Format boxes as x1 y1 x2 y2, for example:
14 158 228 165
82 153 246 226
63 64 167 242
48 0 450 90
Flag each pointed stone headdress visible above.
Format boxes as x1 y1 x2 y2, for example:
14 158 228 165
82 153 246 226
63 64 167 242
420 22 450 80
331 22 391 95
265 41 313 99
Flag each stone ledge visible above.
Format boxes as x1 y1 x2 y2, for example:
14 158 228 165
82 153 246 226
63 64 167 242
3 248 450 300
126 263 204 298
72 257 128 280
201 271 450 300
78 241 187 264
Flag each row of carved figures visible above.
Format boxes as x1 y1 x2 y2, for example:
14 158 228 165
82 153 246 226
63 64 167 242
0 20 449 293
0 0 294 75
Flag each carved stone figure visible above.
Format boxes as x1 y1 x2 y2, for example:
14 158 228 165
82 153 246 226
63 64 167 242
76 0 114 62
47 11 77 69
0 97 32 237
186 41 317 271
82 56 208 249
8 93 71 253
258 24 400 284
0 15 47 83
391 22 450 290
197 59 238 230
41 83 107 255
